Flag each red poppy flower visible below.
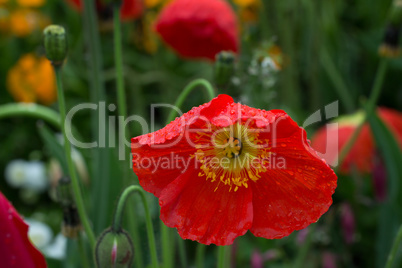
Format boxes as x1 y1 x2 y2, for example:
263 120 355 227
155 0 239 61
0 191 47 268
66 0 143 21
311 108 402 174
131 94 337 245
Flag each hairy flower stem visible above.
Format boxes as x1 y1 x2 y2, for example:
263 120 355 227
337 59 388 170
166 79 216 124
82 0 111 235
112 185 159 268
385 224 402 268
54 66 96 249
113 5 144 268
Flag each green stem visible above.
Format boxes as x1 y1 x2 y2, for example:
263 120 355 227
320 48 355 112
336 59 388 170
82 0 110 235
112 185 159 268
385 224 402 268
77 234 91 268
0 103 61 128
54 66 96 249
177 237 187 268
161 223 174 268
217 246 227 268
293 224 316 268
113 5 127 124
165 79 216 124
112 6 144 268
195 244 206 268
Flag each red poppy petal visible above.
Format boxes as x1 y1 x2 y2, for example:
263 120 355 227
132 95 234 196
312 124 374 173
250 115 337 239
132 138 195 197
0 192 47 268
378 107 402 146
159 168 253 245
132 94 234 146
155 0 239 60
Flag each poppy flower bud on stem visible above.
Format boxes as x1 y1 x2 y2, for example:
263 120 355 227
214 51 236 89
101 185 158 268
43 25 68 66
95 228 134 268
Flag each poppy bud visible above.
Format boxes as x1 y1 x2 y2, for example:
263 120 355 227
214 51 236 89
43 25 68 66
95 228 134 268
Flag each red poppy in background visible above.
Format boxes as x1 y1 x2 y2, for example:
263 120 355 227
66 0 144 21
0 191 47 268
311 108 402 174
155 0 239 61
131 94 337 245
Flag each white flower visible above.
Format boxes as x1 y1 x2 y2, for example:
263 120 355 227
26 219 53 250
5 160 27 188
44 233 67 260
23 161 48 192
4 160 49 192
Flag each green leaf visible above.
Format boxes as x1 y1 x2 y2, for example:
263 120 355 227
368 112 402 268
37 123 68 175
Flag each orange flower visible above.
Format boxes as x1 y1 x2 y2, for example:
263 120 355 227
5 9 50 37
7 54 57 105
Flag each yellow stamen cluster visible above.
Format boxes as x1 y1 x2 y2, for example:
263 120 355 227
195 123 270 192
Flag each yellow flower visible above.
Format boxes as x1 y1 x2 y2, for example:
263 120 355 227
7 54 57 105
17 0 45 8
7 9 50 37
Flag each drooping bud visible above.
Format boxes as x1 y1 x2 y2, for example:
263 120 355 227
214 51 236 89
95 228 134 268
43 25 68 66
